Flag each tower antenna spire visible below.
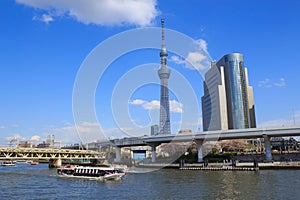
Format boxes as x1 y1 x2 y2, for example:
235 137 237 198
161 19 165 46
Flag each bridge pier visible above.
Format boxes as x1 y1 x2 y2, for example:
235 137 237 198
114 147 121 163
49 157 62 168
151 145 157 163
263 135 273 161
195 140 204 163
149 143 160 163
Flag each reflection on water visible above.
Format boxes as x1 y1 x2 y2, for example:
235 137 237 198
1 164 300 199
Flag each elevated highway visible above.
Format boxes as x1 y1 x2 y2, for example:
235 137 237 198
143 126 300 143
110 126 300 163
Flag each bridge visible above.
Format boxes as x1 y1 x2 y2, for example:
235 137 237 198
110 126 300 163
0 148 105 167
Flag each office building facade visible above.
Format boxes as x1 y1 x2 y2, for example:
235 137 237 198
202 53 256 131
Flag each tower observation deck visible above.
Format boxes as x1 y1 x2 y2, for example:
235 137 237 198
158 19 171 134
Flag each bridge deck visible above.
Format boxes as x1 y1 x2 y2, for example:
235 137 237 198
0 148 105 160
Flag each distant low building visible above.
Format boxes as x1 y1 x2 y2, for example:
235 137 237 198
36 141 50 148
61 143 87 150
271 137 299 151
18 141 35 148
46 134 55 148
151 125 159 135
178 129 192 134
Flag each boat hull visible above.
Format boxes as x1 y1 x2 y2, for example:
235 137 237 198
0 160 15 166
0 164 15 166
57 165 126 181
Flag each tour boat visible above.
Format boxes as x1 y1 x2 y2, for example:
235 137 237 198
15 160 27 164
57 165 126 181
26 160 39 165
0 160 15 166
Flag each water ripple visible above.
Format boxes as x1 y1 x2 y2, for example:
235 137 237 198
1 165 300 199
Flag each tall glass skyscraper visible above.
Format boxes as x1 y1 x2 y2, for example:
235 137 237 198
158 19 171 134
202 53 256 131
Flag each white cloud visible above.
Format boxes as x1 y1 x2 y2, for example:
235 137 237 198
0 126 5 129
173 120 202 127
49 122 146 144
170 39 211 71
16 0 159 26
102 127 142 139
129 99 183 113
2 122 136 146
33 14 53 24
129 99 146 105
169 100 183 113
259 118 292 128
51 122 100 144
258 77 286 88
274 78 286 87
76 122 100 133
129 99 160 110
186 51 209 70
259 110 300 128
258 78 272 88
30 135 41 141
198 39 209 53
142 100 160 110
170 55 185 65
53 121 103 135
6 134 25 142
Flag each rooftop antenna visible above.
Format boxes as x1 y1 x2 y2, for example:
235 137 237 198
292 109 296 126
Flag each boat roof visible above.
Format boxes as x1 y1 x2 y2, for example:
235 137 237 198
74 166 115 170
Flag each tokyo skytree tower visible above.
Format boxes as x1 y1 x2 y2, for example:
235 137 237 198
158 19 171 134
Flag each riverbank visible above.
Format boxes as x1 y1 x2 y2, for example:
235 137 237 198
236 161 300 169
137 161 300 170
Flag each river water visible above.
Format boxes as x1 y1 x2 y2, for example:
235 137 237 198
0 164 300 199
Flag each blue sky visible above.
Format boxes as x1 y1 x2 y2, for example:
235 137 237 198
1 0 300 146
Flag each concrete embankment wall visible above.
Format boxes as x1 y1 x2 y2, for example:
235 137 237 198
234 152 300 162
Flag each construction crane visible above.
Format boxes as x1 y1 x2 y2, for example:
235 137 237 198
8 136 19 147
